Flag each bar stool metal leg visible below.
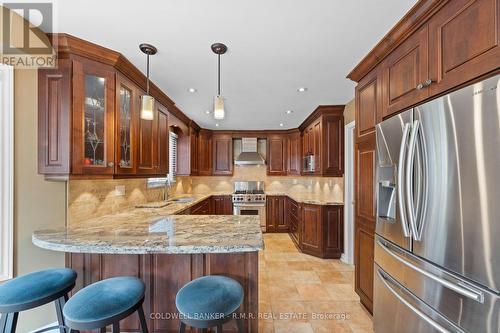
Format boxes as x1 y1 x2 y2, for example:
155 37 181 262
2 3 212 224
54 294 69 333
0 313 18 333
137 306 149 333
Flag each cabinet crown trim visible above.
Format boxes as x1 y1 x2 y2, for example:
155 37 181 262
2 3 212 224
347 0 447 82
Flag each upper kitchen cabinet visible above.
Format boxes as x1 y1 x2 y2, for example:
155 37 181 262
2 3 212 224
355 67 383 139
115 73 138 175
267 134 287 175
176 124 199 176
38 34 188 179
287 130 301 175
428 0 500 95
299 105 344 177
72 60 116 175
198 129 213 176
212 133 233 176
382 25 429 117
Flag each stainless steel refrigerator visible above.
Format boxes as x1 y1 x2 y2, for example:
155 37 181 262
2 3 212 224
374 74 500 333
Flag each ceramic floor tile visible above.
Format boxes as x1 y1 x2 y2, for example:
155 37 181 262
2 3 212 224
260 233 373 333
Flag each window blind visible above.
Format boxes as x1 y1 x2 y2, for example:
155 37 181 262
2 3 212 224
168 131 178 183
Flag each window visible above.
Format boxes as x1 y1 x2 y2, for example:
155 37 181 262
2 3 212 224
168 131 178 183
147 131 177 189
0 64 14 281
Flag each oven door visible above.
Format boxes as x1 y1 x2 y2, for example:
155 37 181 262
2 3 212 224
233 204 266 230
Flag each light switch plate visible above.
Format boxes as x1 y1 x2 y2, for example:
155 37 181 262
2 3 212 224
115 185 126 196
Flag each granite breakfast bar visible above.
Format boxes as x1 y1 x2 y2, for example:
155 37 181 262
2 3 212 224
33 198 263 333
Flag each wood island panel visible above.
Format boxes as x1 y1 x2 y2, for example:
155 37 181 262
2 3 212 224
66 252 258 333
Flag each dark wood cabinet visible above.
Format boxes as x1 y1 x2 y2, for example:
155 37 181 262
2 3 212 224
428 0 500 96
38 59 71 175
136 99 158 175
300 106 344 176
354 136 376 313
198 129 213 176
287 197 300 246
115 73 138 175
213 134 233 175
323 205 344 259
267 135 287 175
72 59 116 175
211 195 233 215
190 198 211 215
301 203 322 256
266 196 287 232
189 127 199 175
355 68 382 138
287 130 301 175
382 24 429 117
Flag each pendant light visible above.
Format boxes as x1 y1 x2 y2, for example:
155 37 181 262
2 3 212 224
211 43 227 120
139 43 157 120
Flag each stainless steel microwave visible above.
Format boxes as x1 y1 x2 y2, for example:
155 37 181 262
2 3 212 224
303 154 315 172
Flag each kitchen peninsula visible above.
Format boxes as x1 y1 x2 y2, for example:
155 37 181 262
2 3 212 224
33 194 263 333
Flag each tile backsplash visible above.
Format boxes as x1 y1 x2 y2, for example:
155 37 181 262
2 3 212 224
68 166 343 224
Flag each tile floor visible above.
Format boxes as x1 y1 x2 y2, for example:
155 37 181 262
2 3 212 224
258 233 373 333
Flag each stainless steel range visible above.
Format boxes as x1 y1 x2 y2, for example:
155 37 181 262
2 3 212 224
232 181 266 231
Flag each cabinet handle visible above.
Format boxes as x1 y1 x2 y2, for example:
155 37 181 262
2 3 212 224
416 79 433 90
423 79 433 87
108 162 114 167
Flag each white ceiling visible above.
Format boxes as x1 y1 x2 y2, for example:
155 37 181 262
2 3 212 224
56 0 416 130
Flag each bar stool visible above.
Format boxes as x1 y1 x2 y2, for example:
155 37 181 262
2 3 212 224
62 276 148 333
0 268 77 333
175 275 244 333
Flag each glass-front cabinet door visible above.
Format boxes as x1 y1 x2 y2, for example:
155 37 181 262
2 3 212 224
115 74 137 174
72 60 115 175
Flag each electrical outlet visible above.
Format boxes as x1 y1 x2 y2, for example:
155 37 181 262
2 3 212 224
115 185 126 196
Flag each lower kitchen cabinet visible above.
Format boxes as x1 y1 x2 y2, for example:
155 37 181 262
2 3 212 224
301 204 343 259
190 198 211 215
266 196 287 232
211 195 233 215
268 196 344 259
287 198 300 245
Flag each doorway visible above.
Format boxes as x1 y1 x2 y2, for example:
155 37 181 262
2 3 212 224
342 121 355 265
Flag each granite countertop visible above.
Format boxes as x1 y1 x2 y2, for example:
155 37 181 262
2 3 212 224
33 193 263 255
264 192 344 206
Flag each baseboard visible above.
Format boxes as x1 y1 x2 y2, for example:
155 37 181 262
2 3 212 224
29 321 58 333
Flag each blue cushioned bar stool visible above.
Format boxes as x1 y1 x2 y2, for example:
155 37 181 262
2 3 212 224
0 268 77 333
63 276 148 333
175 275 244 333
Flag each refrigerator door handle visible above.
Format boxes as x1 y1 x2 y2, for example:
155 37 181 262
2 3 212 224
376 268 459 333
397 123 412 237
405 120 420 240
377 239 485 303
414 121 429 241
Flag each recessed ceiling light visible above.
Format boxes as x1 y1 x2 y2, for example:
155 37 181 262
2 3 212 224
285 110 293 114
205 110 211 115
215 123 219 127
297 87 307 92
279 123 284 127
188 88 197 93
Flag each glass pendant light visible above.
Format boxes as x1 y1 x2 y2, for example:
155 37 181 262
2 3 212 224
211 43 227 120
139 43 157 120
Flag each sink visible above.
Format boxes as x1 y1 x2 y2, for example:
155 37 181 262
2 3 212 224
168 197 195 203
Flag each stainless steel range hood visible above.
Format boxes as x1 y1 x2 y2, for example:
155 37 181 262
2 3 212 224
235 138 266 165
